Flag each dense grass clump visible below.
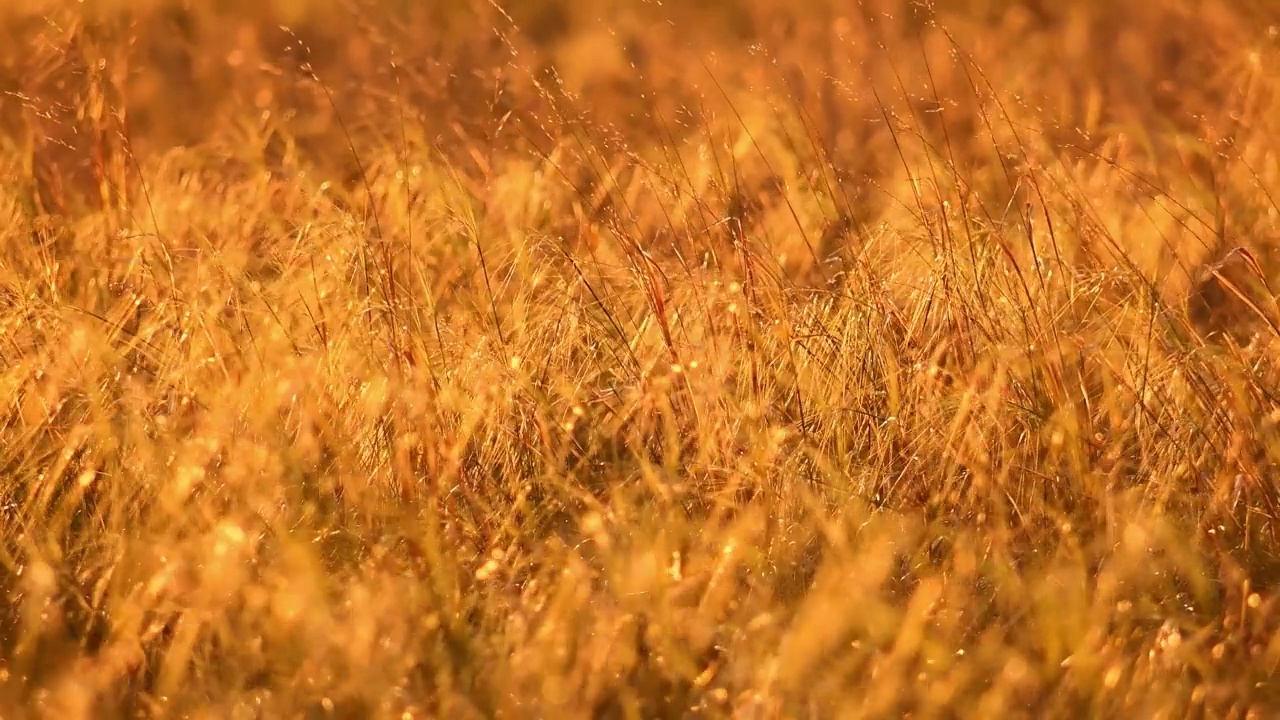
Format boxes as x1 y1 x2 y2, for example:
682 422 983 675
1 0 1279 717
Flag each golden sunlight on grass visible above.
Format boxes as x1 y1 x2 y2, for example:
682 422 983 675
1 0 1280 717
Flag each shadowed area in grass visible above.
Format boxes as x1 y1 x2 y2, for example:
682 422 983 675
1 0 1279 717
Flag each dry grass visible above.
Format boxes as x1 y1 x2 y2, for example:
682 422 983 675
1 0 1280 717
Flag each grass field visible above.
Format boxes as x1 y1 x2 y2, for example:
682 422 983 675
1 0 1279 717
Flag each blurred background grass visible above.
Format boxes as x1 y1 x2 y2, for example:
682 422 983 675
3 0 1277 161
5 0 1275 290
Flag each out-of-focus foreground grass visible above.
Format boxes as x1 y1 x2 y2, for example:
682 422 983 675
1 0 1279 717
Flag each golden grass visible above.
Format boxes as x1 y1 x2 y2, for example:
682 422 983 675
2 0 1280 717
